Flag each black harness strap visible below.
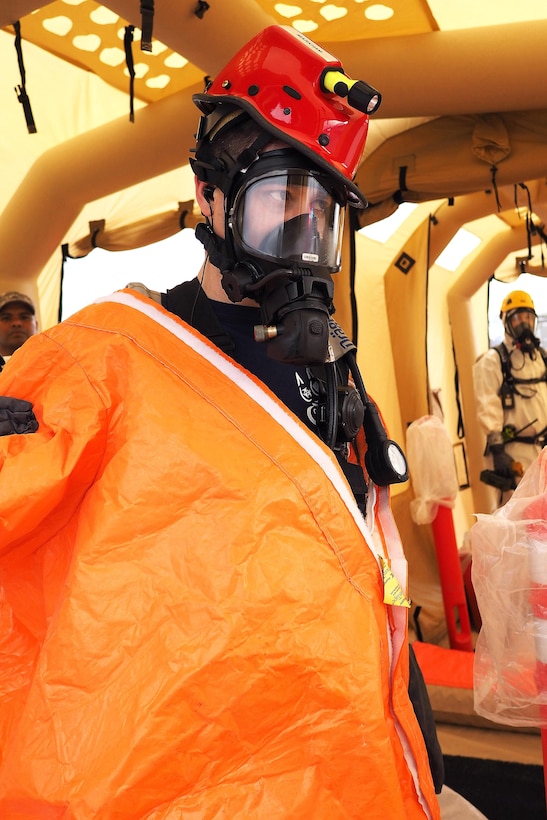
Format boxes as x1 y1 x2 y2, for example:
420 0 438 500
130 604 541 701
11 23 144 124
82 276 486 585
162 279 236 356
495 341 547 427
495 342 547 391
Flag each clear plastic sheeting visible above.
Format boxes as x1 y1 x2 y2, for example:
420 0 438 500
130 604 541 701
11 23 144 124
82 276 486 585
406 415 459 525
472 448 547 727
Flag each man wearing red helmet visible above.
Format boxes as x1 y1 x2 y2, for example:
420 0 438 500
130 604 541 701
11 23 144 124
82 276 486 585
0 27 441 819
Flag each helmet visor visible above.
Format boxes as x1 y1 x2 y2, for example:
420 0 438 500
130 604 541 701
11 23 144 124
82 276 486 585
231 169 344 270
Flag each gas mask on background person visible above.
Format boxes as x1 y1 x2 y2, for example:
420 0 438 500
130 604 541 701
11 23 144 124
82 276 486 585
500 291 540 355
505 308 540 354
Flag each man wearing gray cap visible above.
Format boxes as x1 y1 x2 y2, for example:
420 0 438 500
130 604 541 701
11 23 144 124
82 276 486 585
0 291 38 370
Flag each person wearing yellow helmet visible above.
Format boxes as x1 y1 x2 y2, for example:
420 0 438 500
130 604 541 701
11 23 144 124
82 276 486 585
473 289 547 504
499 289 538 350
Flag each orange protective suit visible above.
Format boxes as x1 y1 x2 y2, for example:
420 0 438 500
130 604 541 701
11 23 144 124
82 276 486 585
0 290 439 819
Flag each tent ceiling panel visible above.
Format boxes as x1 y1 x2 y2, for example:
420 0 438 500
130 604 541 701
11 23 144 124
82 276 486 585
2 0 547 325
328 21 547 118
427 0 547 30
358 110 547 206
7 5 547 118
8 1 205 103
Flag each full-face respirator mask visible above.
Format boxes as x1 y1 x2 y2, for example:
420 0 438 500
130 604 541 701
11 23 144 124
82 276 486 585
207 148 346 365
505 308 540 354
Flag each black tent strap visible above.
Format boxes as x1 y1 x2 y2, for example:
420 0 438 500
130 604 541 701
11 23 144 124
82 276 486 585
13 20 36 134
452 337 465 439
519 182 534 261
194 1 210 19
124 26 136 123
59 245 69 324
490 165 501 211
140 1 154 52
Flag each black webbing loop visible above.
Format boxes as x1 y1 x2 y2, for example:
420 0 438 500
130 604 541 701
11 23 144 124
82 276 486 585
13 20 37 134
124 25 136 123
490 165 501 211
140 1 154 52
194 1 210 19
59 244 68 323
452 336 465 439
520 182 534 260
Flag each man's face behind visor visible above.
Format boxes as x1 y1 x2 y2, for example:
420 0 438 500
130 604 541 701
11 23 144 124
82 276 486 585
231 168 345 271
507 308 537 340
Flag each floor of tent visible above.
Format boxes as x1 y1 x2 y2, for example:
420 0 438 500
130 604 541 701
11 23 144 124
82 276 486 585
411 627 544 818
437 720 542 766
435 724 543 819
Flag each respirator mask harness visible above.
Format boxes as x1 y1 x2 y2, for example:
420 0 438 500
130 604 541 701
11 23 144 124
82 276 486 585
196 144 345 366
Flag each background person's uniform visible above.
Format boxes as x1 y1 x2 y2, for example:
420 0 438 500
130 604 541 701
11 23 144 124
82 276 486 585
0 290 440 818
473 331 547 475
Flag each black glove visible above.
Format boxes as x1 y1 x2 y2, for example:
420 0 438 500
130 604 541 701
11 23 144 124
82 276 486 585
490 443 515 478
0 396 39 436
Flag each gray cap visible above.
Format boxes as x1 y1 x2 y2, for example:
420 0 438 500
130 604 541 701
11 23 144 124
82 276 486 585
0 291 35 314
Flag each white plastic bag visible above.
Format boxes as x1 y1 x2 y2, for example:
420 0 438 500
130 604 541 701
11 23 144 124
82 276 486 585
406 415 459 525
471 449 547 727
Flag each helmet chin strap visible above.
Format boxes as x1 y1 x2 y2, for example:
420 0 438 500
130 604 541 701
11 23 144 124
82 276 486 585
194 222 224 270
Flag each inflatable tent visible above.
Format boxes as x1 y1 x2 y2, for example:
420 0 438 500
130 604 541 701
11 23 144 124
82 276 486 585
1 2 546 807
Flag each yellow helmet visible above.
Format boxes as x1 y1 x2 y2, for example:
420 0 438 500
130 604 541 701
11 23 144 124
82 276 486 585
500 290 535 317
500 290 538 342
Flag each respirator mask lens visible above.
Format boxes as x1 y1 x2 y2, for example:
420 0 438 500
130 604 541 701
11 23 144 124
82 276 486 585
232 169 344 270
506 309 537 341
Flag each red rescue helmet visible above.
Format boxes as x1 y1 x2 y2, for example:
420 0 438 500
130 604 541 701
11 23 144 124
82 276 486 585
191 25 381 208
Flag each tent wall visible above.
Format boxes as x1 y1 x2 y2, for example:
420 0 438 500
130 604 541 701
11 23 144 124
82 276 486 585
328 21 547 119
0 86 202 325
